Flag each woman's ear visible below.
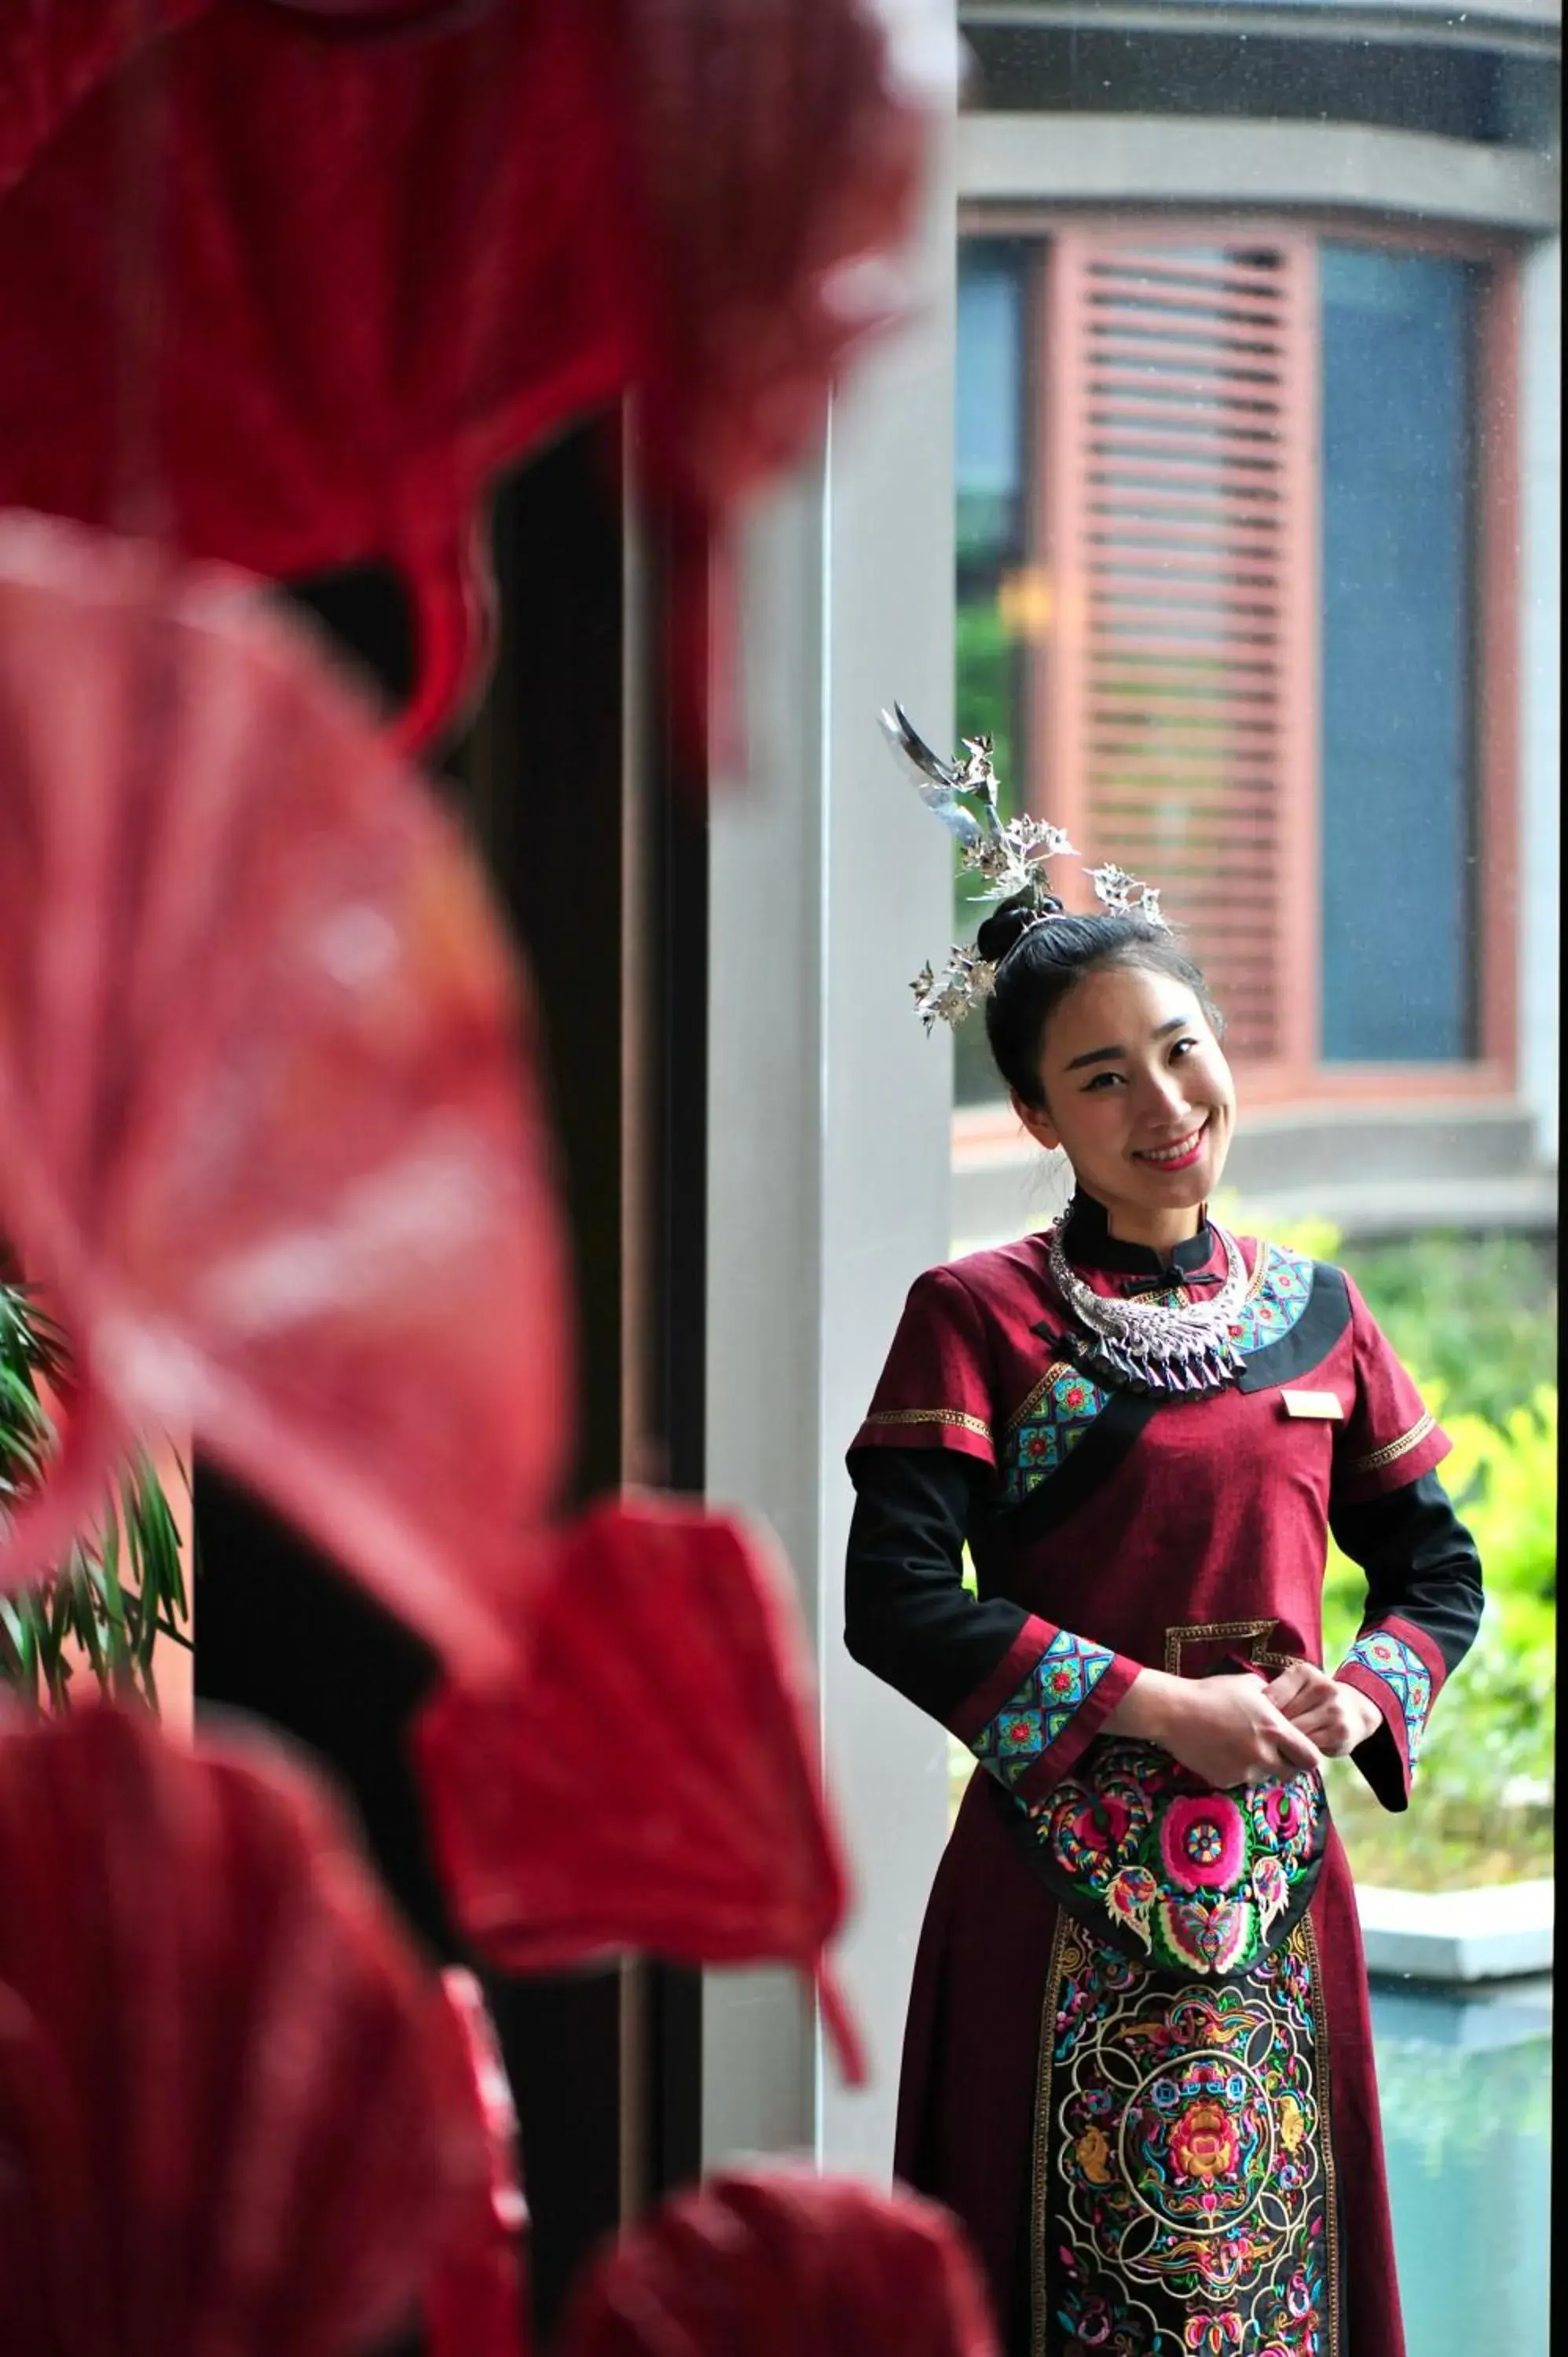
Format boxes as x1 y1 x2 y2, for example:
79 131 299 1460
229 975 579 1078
1011 1087 1062 1154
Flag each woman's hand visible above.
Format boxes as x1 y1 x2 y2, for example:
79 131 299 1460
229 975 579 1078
1105 1667 1323 1788
1266 1659 1383 1757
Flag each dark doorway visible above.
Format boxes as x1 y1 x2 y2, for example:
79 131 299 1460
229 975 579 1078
192 416 706 2344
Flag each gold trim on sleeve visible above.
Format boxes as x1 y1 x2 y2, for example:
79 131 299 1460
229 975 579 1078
1347 1409 1435 1475
861 1406 992 1441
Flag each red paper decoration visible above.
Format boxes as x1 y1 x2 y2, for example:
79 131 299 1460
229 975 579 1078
414 1494 866 2082
0 0 937 747
423 1968 533 2357
0 1701 487 2357
555 2166 1001 2357
0 514 572 1667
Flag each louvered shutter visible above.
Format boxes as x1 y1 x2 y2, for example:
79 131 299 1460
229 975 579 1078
1034 231 1318 1076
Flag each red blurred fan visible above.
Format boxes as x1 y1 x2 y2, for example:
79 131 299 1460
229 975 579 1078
0 0 940 749
0 0 201 198
0 514 571 1668
423 1967 533 2357
555 2166 1001 2357
0 1701 487 2357
414 1496 866 2082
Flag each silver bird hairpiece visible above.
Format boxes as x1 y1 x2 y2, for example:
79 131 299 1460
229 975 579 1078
879 705 1167 1030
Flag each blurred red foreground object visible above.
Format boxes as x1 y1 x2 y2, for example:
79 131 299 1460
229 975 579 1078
423 1968 533 2357
0 513 571 1668
0 1702 487 2357
0 0 937 749
555 2166 1001 2357
415 1496 867 2082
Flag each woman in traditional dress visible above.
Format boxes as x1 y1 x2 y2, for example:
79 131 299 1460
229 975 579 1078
844 718 1483 2357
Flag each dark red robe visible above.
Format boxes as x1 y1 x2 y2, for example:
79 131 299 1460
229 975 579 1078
845 1196 1482 2357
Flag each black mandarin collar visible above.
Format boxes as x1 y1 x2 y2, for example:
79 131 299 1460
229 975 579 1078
1061 1190 1219 1287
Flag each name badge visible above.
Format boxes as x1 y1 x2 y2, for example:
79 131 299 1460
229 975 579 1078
1280 1390 1345 1420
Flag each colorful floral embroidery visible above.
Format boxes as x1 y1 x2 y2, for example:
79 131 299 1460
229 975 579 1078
1002 1365 1109 1502
1038 1917 1335 2356
1225 1245 1313 1354
1029 1739 1325 1978
1347 1627 1433 1764
969 1629 1116 1791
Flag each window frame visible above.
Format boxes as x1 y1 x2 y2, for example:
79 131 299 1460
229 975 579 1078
952 203 1522 1139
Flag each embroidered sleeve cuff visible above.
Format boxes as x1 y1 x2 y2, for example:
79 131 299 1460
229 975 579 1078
848 1407 995 1470
1335 1412 1451 1503
1336 1616 1446 1811
951 1618 1140 1805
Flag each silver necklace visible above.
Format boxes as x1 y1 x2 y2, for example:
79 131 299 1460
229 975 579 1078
1046 1218 1250 1394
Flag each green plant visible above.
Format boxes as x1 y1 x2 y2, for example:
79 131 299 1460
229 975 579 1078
0 1281 189 1712
1322 1376 1555 1887
1336 1230 1556 1431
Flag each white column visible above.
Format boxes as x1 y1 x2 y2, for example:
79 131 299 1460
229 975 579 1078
1518 233 1559 1168
703 57 958 2178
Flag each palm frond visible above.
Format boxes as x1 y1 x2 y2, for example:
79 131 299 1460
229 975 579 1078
0 1277 190 1714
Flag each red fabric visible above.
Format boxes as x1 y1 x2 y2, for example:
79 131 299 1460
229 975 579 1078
0 1700 487 2357
414 1494 866 2082
555 2166 1001 2357
0 0 936 750
850 1265 1003 1472
0 515 572 1670
423 1968 532 2357
1332 1270 1452 1501
0 0 203 198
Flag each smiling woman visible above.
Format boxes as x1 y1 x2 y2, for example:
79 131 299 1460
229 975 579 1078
976 910 1233 1252
842 758 1487 2357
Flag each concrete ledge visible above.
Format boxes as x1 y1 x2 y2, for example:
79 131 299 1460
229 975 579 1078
1357 1879 1555 1981
958 112 1562 231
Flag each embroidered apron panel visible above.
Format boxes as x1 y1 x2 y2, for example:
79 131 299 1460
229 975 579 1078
1012 1737 1327 1980
1032 1914 1340 2357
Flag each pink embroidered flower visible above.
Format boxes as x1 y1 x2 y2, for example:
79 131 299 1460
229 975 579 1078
1171 2102 1239 2187
1000 1715 1036 1752
1060 1383 1090 1410
1159 1794 1245 1891
1185 2313 1245 2354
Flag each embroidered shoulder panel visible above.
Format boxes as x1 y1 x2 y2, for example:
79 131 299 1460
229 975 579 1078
1001 1365 1111 1505
1226 1242 1313 1354
969 1628 1116 1791
1348 1626 1434 1765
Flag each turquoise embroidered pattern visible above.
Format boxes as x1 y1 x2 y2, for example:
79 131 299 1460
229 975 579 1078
970 1629 1116 1791
1003 1365 1109 1504
1348 1627 1433 1764
1228 1244 1313 1353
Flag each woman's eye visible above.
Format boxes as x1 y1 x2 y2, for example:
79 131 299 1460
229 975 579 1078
1170 1037 1199 1061
1083 1069 1124 1091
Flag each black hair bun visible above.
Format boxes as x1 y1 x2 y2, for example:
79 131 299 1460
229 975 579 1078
976 889 1062 967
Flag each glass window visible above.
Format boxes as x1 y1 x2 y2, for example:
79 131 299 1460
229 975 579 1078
1318 245 1479 1063
955 240 1030 1102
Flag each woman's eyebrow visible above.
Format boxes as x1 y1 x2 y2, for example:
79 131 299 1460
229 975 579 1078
1063 1015 1187 1073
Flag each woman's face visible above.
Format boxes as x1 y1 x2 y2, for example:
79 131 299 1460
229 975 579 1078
1011 962 1236 1248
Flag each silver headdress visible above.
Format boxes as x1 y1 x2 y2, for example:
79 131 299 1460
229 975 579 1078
880 705 1167 1029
